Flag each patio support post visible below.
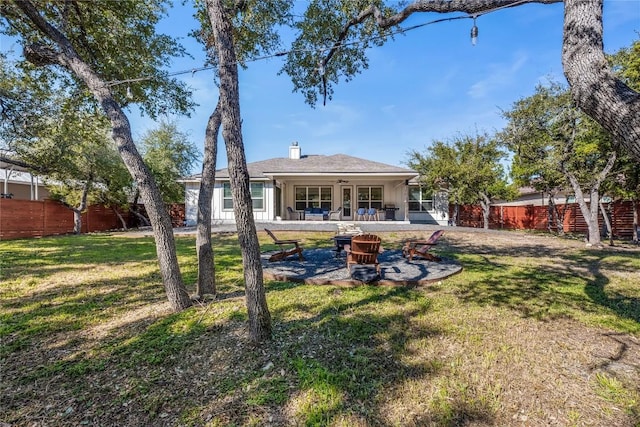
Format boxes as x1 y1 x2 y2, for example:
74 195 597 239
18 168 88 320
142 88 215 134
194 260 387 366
403 180 409 221
273 179 277 220
281 182 286 219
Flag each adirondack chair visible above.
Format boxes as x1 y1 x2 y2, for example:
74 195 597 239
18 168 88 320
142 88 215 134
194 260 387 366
345 234 382 275
264 229 304 262
402 230 445 262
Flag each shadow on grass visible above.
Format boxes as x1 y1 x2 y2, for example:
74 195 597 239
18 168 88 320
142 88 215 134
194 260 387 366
450 241 640 329
584 259 640 326
4 231 637 426
1 277 498 426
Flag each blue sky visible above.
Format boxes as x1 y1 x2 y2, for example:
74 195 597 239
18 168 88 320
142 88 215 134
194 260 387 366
130 2 637 172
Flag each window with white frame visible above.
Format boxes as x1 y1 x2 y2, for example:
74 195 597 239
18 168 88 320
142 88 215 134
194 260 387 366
223 182 265 210
408 186 433 211
294 186 332 211
356 186 383 210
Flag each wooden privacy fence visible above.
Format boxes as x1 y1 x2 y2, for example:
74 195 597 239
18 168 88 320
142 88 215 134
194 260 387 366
452 201 639 239
0 199 185 240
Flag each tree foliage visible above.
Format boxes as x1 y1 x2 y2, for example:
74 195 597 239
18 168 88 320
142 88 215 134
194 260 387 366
193 0 292 70
1 0 194 311
283 0 394 106
408 132 515 229
281 0 640 161
608 37 640 91
607 37 640 242
1 0 193 118
140 120 199 204
500 82 617 245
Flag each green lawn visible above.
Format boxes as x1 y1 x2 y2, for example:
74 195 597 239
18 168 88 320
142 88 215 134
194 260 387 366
1 230 638 426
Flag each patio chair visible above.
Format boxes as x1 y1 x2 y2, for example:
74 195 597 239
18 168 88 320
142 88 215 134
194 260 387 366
287 206 300 220
356 208 367 221
264 229 304 262
367 207 378 221
329 206 342 221
402 230 445 262
345 234 382 275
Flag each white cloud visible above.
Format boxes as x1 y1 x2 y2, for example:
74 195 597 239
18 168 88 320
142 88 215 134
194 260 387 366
467 52 529 99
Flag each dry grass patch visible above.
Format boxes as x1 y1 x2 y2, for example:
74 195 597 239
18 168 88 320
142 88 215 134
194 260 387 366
0 230 638 426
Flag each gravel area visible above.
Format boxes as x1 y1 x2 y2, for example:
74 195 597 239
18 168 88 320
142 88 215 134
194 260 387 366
262 247 462 286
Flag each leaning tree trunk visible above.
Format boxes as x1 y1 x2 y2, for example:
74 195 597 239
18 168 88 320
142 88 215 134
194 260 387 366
205 0 272 343
101 102 192 311
562 0 640 161
113 207 128 230
195 102 221 298
14 1 191 311
72 179 91 234
598 200 613 245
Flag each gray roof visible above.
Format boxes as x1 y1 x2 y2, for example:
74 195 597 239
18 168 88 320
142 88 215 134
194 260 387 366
183 154 417 181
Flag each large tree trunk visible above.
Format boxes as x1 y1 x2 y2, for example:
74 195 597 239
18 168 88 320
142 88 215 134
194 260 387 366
205 0 272 343
562 0 640 161
14 0 192 311
195 102 221 298
103 100 192 312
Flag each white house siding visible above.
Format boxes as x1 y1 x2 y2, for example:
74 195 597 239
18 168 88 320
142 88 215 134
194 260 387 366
184 180 454 225
184 180 275 225
184 182 199 226
185 180 449 225
406 191 449 226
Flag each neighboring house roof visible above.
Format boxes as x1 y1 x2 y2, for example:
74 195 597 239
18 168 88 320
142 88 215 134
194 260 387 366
0 156 46 185
180 154 418 182
0 168 41 184
0 156 33 174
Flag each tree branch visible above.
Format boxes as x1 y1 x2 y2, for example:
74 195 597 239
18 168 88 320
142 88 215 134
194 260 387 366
321 0 560 71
